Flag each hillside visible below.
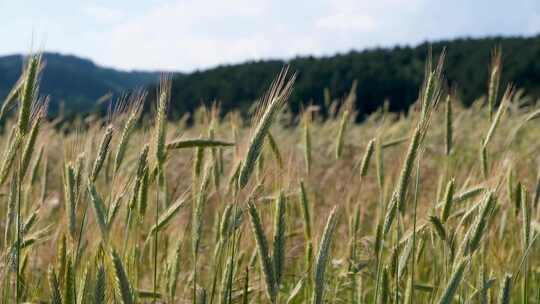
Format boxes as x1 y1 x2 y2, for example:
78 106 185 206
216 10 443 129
163 35 540 119
0 52 160 114
1 35 539 118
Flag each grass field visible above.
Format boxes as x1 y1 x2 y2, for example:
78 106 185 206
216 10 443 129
0 51 540 303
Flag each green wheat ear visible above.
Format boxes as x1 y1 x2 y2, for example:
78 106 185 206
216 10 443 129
63 257 76 304
335 80 356 159
436 258 469 304
0 126 22 186
445 93 453 155
192 164 212 258
63 163 77 239
272 190 287 287
483 85 514 149
114 91 146 173
48 265 62 304
88 182 109 241
303 111 312 174
464 191 495 256
379 266 390 304
94 263 106 304
497 273 512 304
429 215 447 242
359 138 375 177
168 239 182 301
0 72 24 122
487 46 502 122
155 76 171 171
312 206 339 304
335 108 349 159
441 178 455 222
266 132 284 168
77 262 91 304
247 200 277 303
20 102 46 179
90 125 113 182
166 138 234 150
148 195 187 237
111 249 134 304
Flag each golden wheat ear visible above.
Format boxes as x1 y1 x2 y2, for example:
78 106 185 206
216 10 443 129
154 75 172 172
113 90 147 173
488 46 502 122
18 53 43 135
238 67 296 189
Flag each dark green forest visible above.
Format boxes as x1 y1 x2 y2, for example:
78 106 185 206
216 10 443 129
161 35 540 119
1 35 539 118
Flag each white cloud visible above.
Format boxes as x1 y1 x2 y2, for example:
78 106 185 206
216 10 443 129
316 13 376 32
86 0 274 70
83 4 126 23
46 0 538 71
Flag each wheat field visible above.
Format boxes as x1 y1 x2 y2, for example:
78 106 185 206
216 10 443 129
0 51 539 304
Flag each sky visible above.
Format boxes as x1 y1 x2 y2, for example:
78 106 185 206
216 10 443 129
1 0 538 72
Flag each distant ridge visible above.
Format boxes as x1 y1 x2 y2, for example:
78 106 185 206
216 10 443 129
157 35 539 119
0 52 161 114
1 35 539 118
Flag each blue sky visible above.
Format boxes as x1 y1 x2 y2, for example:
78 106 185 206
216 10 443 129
1 0 538 71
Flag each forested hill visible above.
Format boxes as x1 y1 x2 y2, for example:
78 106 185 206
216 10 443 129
0 52 160 114
162 35 540 119
1 35 539 118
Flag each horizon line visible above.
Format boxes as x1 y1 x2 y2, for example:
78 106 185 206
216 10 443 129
1 32 538 74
